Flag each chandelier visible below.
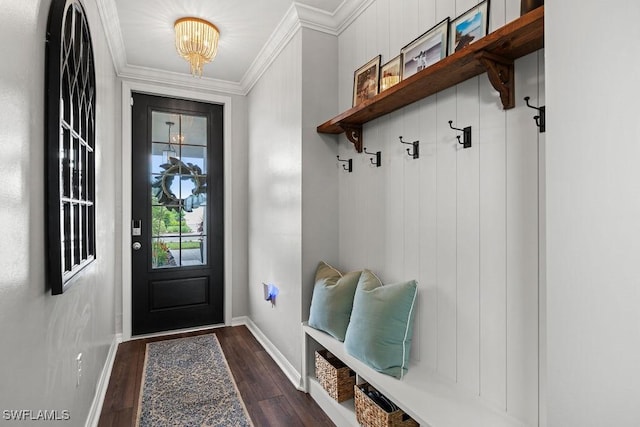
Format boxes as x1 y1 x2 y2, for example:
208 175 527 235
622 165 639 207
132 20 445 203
162 121 178 163
174 17 219 77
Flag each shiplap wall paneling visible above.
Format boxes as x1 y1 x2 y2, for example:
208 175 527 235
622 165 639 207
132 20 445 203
401 102 422 363
454 0 484 394
402 0 419 45
537 48 547 427
505 0 521 25
402 105 421 279
478 72 508 411
337 22 351 112
479 0 509 413
337 18 358 270
506 51 540 426
418 94 438 369
388 0 403 57
337 148 359 269
361 124 384 270
489 0 507 33
430 0 458 383
456 75 481 395
333 1 541 424
376 0 391 60
435 87 458 381
382 111 405 282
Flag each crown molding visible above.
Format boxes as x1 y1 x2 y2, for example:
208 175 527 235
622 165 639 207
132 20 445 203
240 0 374 94
119 64 246 96
96 0 372 96
294 0 375 35
239 3 302 94
332 0 376 35
295 3 340 35
95 0 127 74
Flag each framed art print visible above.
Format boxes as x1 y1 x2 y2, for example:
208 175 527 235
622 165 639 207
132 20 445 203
353 55 381 107
401 18 449 80
449 0 490 53
380 54 402 92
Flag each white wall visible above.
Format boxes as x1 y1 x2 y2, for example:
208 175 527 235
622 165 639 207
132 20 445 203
247 26 339 375
248 31 304 368
335 0 542 424
300 27 340 323
0 0 118 422
546 1 640 426
231 96 250 318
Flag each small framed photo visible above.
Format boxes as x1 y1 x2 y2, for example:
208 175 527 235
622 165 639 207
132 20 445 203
449 0 490 54
380 55 402 92
401 18 449 80
352 55 381 107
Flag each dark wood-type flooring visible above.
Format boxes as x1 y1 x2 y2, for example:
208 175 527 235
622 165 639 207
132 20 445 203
98 325 334 427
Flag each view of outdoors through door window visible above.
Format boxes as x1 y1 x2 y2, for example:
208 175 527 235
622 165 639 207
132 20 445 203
150 111 208 268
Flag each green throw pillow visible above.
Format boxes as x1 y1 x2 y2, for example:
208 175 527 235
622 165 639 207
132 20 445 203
344 269 418 379
308 262 361 342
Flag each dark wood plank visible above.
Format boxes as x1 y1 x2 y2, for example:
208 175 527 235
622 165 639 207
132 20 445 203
98 326 335 427
257 395 306 427
255 350 335 427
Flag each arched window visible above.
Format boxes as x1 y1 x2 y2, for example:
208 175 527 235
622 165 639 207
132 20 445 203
46 0 96 294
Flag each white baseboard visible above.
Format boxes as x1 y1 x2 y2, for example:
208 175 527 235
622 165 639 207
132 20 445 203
85 333 122 427
239 317 303 391
231 316 249 326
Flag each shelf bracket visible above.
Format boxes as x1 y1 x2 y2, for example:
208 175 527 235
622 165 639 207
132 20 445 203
340 123 363 153
476 51 515 109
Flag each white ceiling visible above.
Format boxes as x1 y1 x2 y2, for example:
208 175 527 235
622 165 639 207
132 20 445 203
108 0 347 88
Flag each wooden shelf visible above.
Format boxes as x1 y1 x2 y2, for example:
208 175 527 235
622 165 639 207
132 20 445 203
317 6 544 152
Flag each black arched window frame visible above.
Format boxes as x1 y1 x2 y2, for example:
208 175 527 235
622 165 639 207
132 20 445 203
46 0 96 295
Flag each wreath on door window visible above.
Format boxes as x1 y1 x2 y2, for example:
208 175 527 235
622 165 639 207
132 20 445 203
151 157 207 212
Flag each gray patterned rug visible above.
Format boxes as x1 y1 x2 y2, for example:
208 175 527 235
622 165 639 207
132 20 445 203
136 334 253 427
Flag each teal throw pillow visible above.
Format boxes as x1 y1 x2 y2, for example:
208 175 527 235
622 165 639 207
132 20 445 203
308 262 362 342
344 269 418 379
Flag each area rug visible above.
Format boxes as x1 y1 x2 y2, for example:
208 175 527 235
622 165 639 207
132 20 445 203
136 334 253 426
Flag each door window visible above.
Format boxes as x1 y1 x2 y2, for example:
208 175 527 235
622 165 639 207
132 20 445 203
150 111 208 269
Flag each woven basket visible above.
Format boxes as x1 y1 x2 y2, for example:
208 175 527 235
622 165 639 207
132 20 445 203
315 349 356 402
354 383 419 427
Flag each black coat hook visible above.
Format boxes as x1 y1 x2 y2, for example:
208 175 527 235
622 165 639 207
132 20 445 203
524 96 545 133
448 120 472 148
363 147 382 167
336 155 353 173
399 136 419 159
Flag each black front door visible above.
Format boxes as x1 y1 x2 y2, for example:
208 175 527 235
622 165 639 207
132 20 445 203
131 93 224 335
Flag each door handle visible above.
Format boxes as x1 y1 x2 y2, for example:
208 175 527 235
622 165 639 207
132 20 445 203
132 242 142 251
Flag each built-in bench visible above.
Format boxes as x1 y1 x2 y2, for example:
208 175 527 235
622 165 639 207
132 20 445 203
302 323 525 427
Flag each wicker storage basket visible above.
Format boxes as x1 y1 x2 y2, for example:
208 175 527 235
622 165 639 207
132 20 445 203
315 349 356 402
354 383 419 427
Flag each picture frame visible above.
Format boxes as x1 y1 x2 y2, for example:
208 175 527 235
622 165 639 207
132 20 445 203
400 18 449 80
380 54 403 92
352 55 381 107
449 0 490 54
